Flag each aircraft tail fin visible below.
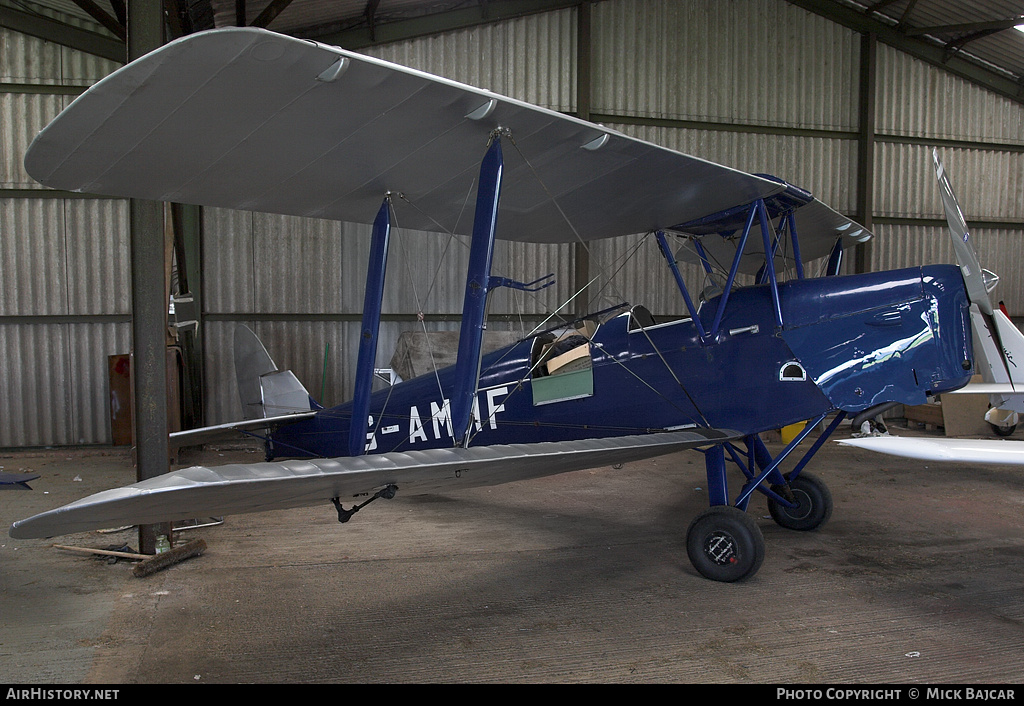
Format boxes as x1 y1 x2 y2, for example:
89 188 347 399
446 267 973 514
971 307 1024 412
233 325 316 420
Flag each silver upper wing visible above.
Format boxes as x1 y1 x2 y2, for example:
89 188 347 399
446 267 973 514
10 429 736 539
24 27 790 244
674 198 872 275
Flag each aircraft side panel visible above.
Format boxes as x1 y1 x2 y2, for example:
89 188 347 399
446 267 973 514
267 303 835 459
780 265 973 413
266 266 972 459
617 313 833 435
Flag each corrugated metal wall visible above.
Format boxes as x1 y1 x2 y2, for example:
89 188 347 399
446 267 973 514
870 42 1024 315
1 17 127 446
3 0 1023 445
591 0 860 130
589 0 863 316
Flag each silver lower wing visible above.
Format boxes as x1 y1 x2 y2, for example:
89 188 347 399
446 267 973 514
10 429 736 539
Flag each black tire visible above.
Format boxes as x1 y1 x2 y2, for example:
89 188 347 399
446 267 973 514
686 506 765 582
990 422 1016 437
768 471 833 531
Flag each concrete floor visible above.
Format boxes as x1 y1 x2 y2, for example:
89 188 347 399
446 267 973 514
2 424 1023 684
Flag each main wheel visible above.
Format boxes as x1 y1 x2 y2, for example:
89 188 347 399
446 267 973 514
990 422 1016 437
686 506 765 582
768 471 832 531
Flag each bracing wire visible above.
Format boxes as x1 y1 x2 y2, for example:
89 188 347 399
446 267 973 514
367 131 726 451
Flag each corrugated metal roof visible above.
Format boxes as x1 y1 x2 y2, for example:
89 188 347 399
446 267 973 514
837 0 1024 82
210 0 1024 88
14 1 1024 93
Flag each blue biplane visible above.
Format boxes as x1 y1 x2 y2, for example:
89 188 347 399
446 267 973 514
9 28 987 582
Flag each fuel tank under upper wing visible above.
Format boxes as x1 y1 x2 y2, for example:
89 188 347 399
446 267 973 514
10 429 736 539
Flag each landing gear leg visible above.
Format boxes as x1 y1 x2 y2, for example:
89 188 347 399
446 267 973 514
331 484 398 523
686 444 764 582
685 413 845 581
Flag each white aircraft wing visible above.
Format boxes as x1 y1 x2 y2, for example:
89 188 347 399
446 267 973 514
28 27 801 244
838 436 1024 465
946 384 1020 395
10 429 736 539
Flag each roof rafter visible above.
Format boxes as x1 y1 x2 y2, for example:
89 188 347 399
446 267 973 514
906 17 1024 37
787 0 1024 104
69 0 125 40
944 27 1012 57
895 0 920 27
252 0 293 28
305 0 582 49
0 4 124 62
865 0 903 14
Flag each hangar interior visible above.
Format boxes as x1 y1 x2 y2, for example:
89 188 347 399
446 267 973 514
3 0 1024 686
1 0 1023 449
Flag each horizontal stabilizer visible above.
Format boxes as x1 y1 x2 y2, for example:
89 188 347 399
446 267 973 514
168 411 317 448
839 436 1024 466
10 429 737 539
0 473 41 490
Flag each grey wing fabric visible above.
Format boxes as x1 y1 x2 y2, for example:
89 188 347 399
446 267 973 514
25 27 785 244
10 429 737 539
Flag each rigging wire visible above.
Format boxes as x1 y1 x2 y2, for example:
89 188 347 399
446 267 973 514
355 130 769 452
391 195 457 405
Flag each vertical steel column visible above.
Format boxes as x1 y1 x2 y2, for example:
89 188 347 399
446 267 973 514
855 31 876 275
127 0 167 555
348 197 391 457
452 137 504 446
573 1 592 317
177 203 204 428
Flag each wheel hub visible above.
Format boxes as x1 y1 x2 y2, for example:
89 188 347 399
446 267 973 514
704 530 738 565
784 489 812 520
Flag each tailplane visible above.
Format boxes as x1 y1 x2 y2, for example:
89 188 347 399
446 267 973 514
168 326 317 448
233 325 317 419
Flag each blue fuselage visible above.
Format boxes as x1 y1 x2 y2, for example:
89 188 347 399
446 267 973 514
269 264 972 459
